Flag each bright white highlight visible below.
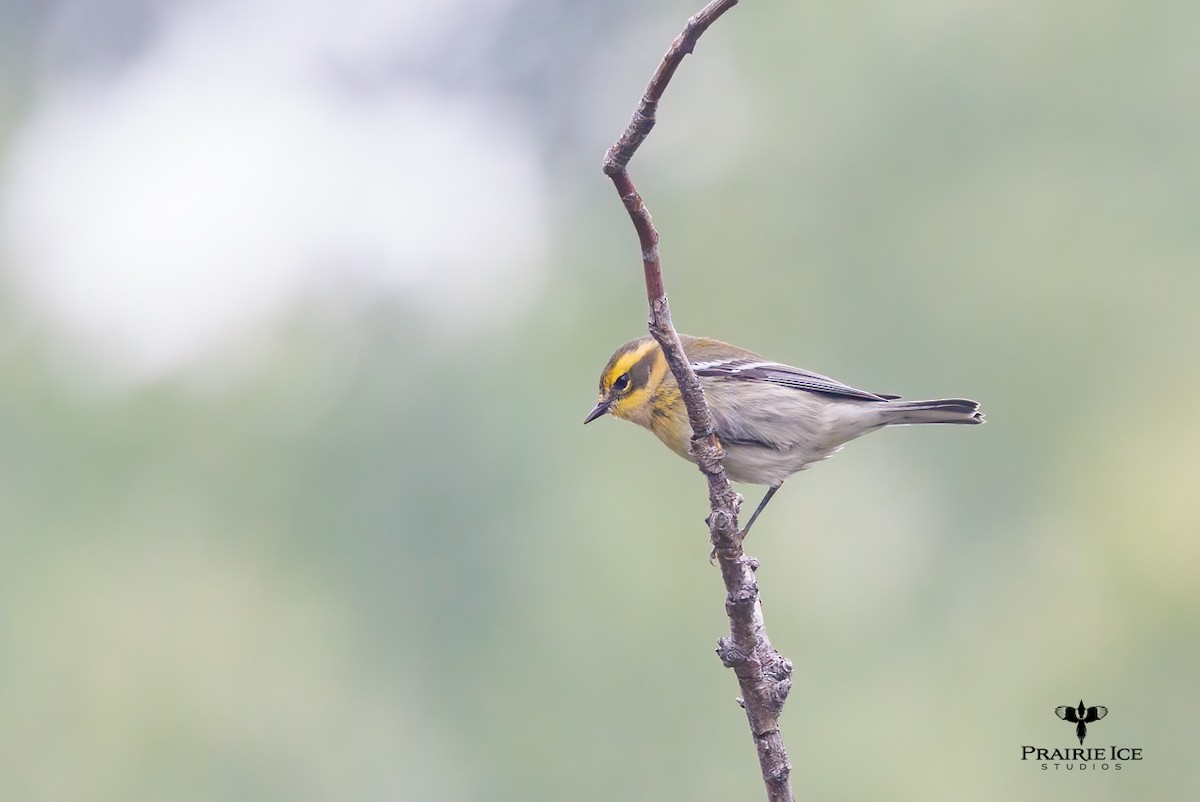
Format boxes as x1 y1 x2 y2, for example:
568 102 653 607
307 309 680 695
0 0 545 381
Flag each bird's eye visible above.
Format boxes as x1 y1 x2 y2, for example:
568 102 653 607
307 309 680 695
612 373 630 392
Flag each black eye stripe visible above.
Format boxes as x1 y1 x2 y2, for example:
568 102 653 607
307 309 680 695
626 348 658 391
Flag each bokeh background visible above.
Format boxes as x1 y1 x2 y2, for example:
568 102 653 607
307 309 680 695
2 0 1197 799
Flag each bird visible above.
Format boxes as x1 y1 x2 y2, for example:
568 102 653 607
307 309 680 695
1055 700 1108 744
584 334 984 536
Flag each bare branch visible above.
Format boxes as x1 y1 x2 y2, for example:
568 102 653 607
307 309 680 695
603 0 742 178
602 3 795 801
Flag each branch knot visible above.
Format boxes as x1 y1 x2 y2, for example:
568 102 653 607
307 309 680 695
715 636 750 668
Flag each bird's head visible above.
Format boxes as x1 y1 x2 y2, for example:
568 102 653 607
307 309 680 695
584 336 667 426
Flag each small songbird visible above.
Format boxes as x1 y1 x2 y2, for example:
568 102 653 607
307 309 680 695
1055 700 1108 745
584 334 984 535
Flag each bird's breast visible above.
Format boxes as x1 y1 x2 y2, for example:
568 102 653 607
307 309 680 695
647 386 692 460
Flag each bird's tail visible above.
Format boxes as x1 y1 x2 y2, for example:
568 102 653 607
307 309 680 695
880 398 985 426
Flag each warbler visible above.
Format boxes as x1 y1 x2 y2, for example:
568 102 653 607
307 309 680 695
584 334 984 534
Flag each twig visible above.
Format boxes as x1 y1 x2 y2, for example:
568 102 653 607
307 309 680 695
602 2 795 801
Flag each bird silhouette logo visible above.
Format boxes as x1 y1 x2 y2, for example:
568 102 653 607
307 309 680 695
1055 700 1108 744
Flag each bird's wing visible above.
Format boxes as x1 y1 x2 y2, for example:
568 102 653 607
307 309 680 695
1055 706 1079 722
1086 706 1108 723
692 358 898 402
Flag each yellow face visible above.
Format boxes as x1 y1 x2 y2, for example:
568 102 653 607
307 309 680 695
583 337 664 425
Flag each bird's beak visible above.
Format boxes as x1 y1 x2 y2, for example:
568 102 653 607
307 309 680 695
583 397 611 424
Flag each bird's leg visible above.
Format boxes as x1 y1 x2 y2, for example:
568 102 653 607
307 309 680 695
739 484 781 538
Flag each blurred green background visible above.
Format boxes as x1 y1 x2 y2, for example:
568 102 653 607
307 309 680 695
1 0 1197 799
